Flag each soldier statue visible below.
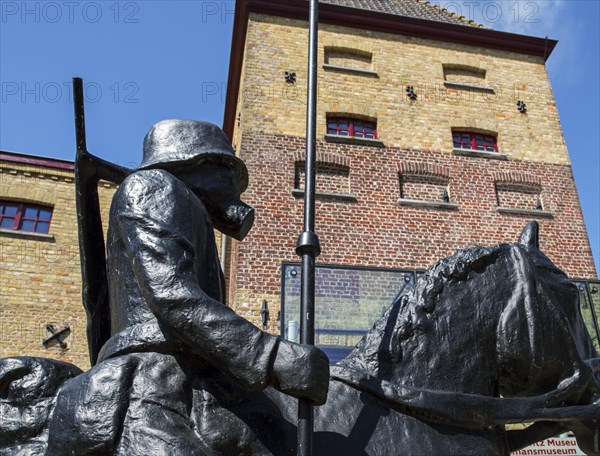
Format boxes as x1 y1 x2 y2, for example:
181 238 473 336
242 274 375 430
45 120 329 455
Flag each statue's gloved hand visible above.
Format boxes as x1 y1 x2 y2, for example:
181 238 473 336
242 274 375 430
271 339 330 405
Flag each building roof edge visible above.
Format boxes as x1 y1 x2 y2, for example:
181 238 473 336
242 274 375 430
0 150 75 171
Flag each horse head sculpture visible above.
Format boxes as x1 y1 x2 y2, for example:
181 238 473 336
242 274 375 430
329 221 599 455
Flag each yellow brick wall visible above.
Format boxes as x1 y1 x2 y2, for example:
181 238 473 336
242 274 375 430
237 13 569 165
0 161 115 370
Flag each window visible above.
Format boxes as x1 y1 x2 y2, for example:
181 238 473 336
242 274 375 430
327 118 377 139
453 131 498 152
281 263 423 364
0 201 52 234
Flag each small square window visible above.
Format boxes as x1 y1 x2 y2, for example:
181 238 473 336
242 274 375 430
453 131 498 152
327 118 377 139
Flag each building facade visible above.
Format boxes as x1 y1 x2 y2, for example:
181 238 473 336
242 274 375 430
222 0 598 353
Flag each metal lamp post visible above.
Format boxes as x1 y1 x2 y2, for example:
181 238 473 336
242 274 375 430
295 0 321 455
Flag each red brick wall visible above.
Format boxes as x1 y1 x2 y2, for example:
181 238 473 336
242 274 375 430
229 132 597 322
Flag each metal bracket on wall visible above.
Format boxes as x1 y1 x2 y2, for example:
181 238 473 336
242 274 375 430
43 324 71 349
285 71 297 83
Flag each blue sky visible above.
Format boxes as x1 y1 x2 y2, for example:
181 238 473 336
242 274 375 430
1 0 598 273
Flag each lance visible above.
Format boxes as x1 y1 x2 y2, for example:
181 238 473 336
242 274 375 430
295 1 321 455
72 77 131 365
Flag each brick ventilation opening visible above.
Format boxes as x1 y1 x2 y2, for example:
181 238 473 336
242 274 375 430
495 183 542 210
325 48 372 71
295 163 351 195
443 64 486 85
400 175 449 202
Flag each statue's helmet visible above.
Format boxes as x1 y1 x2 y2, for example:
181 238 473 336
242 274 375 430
139 119 248 192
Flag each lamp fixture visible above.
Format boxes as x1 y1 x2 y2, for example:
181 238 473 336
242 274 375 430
517 100 527 114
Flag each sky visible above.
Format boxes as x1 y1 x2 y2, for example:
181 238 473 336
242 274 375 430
1 0 598 273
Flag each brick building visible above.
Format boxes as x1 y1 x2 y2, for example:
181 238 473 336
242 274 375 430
222 0 599 358
0 151 116 368
1 0 598 368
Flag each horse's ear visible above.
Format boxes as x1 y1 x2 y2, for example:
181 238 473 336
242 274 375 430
518 221 539 248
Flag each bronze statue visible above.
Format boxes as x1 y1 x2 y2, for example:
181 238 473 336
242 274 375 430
48 119 329 455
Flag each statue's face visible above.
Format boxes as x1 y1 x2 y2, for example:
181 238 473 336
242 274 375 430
174 163 255 241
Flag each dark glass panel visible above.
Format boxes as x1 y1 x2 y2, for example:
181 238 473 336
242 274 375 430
1 217 15 229
20 220 35 231
23 207 39 219
35 222 50 233
3 205 18 217
38 209 52 221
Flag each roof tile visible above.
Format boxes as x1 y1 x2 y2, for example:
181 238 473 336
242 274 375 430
320 0 482 27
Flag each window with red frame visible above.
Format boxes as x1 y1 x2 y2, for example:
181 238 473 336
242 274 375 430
452 131 498 152
0 201 53 234
327 118 377 139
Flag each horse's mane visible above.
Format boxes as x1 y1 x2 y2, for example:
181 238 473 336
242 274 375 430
338 244 506 378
